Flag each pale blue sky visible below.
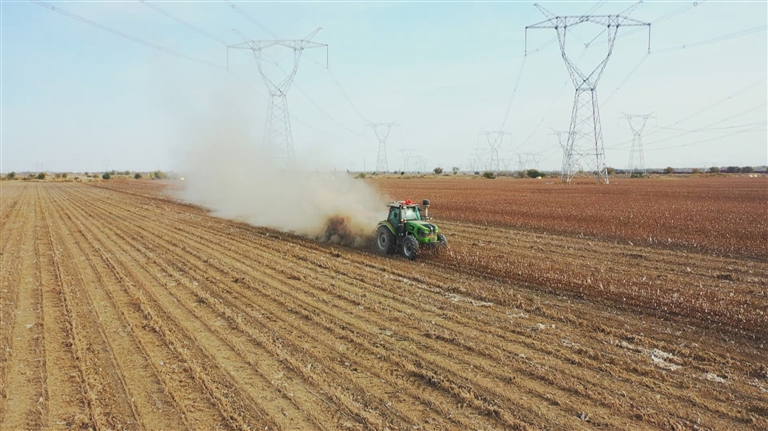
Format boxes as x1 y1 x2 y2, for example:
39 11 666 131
2 0 766 173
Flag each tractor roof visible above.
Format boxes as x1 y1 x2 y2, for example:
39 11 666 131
387 199 420 208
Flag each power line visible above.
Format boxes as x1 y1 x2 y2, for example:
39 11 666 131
224 0 280 39
499 55 527 131
617 0 709 41
608 102 767 150
326 67 369 123
141 0 230 45
641 104 767 148
305 56 369 124
227 12 367 140
37 0 358 142
516 48 591 149
229 69 360 139
654 24 767 54
602 52 649 106
32 0 226 70
643 124 766 152
605 76 767 149
656 121 766 133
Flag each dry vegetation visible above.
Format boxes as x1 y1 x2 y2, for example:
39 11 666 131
0 179 766 430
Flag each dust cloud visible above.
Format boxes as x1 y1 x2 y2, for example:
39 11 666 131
172 106 387 248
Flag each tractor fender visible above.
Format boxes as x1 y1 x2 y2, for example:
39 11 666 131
377 221 396 235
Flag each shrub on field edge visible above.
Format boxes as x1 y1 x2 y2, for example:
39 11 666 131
37 173 46 180
708 167 720 173
6 172 16 180
433 167 443 175
102 173 111 180
526 169 545 179
482 171 496 179
135 173 143 179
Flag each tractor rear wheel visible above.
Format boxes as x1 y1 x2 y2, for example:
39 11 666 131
375 225 395 254
401 235 419 260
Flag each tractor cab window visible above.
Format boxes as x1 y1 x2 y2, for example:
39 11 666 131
403 207 420 221
388 208 400 224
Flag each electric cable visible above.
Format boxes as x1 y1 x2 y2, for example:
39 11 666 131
141 0 230 45
224 0 280 39
653 24 767 54
499 55 527 131
607 102 767 150
32 0 226 71
643 124 766 152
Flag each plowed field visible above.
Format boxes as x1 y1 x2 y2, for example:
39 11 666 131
1 181 766 431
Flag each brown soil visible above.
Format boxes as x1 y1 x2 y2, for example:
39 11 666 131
0 180 766 431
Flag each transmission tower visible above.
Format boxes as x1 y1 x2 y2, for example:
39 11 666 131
549 129 570 175
526 3 650 184
400 149 414 173
228 28 328 166
479 131 511 172
366 122 397 173
623 113 654 177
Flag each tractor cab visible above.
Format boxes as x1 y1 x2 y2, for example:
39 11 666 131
387 200 423 227
375 199 446 260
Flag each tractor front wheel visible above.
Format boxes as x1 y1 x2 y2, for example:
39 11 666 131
375 226 395 254
401 235 419 260
437 233 448 247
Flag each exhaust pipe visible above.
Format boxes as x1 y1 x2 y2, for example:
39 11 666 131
422 199 430 220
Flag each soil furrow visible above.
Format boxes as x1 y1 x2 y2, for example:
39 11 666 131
38 188 142 430
35 187 93 429
73 186 636 431
76 181 510 428
0 184 33 417
0 186 46 429
79 182 760 428
48 184 280 430
41 185 193 431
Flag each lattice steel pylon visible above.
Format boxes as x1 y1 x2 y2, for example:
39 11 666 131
550 129 570 175
400 149 414 173
623 112 653 177
526 4 650 184
366 122 397 173
479 130 511 172
228 28 327 167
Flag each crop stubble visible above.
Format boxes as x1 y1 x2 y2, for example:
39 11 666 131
0 181 766 430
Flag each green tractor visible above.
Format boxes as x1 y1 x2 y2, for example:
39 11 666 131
374 199 447 260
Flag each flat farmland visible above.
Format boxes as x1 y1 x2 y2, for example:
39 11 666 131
372 176 768 258
1 180 766 431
